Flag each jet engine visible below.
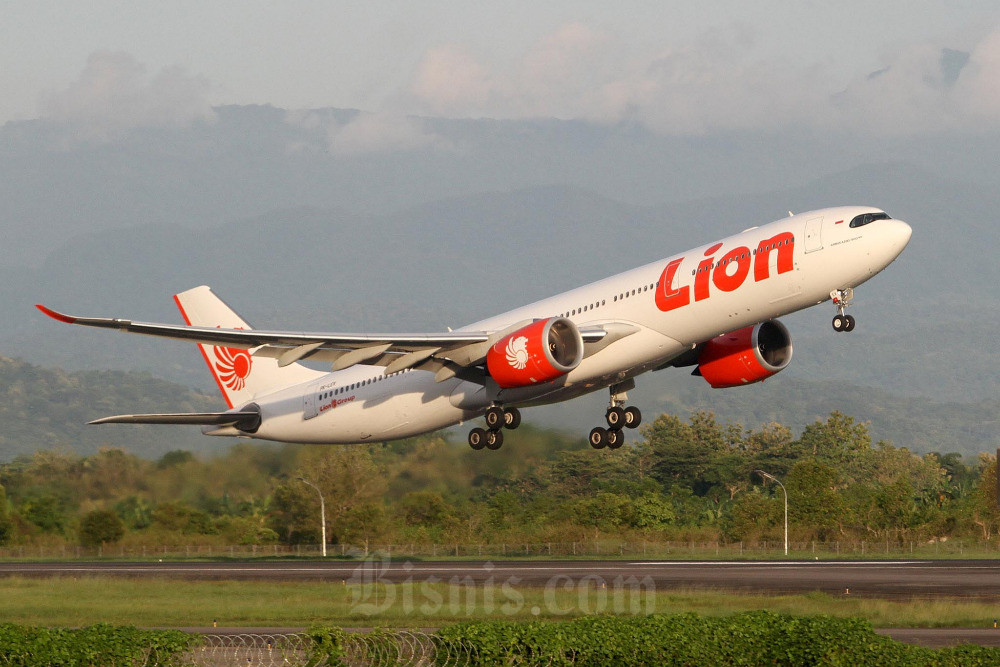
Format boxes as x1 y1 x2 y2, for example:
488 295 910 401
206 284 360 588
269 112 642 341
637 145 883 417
487 317 584 388
697 320 793 388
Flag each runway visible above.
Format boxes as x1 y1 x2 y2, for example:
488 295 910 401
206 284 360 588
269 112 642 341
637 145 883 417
4 559 1000 599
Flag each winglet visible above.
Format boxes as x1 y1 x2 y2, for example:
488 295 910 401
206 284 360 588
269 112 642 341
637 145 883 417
36 304 78 324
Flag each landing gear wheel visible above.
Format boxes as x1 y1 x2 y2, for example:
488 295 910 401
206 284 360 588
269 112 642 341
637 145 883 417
623 406 642 429
468 427 486 450
606 428 624 449
589 427 608 449
606 406 626 428
844 315 856 332
832 315 846 332
503 407 522 430
485 406 505 430
485 429 504 450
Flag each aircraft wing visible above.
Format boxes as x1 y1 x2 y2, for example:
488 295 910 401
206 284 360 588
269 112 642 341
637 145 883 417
36 304 617 380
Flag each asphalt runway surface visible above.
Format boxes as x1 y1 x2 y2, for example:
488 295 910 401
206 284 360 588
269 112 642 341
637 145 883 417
5 558 1000 599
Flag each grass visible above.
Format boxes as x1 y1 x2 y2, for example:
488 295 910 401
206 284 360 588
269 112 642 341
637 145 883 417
1 576 999 628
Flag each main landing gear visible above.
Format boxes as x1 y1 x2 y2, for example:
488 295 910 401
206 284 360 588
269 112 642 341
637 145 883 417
589 382 642 450
830 288 856 332
468 406 521 451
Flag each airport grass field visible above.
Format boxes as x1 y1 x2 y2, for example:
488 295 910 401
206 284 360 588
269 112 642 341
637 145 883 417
1 575 998 628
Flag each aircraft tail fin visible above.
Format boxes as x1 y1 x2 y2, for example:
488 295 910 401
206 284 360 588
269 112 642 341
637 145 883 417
173 286 324 407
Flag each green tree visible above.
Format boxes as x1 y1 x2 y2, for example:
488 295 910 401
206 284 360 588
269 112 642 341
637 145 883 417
785 459 843 539
969 454 1000 540
398 491 456 527
114 496 152 529
721 487 779 541
0 484 12 544
645 412 726 494
79 509 125 546
796 412 872 474
21 495 70 534
336 503 388 550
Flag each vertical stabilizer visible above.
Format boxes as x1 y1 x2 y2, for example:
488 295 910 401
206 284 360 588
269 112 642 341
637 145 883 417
173 286 325 408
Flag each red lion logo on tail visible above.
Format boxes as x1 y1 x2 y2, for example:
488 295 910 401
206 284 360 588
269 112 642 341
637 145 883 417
214 346 252 391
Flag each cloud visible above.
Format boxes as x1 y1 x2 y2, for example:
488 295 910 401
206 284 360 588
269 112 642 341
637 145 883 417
403 22 1000 136
327 112 448 156
410 44 497 116
39 52 215 140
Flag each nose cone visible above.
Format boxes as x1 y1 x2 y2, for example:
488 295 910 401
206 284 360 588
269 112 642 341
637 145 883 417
891 219 913 255
895 219 913 246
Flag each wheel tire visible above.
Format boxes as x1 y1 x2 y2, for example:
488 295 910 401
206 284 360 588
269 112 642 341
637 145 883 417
468 427 486 450
607 428 624 449
624 406 642 429
503 407 522 430
485 406 504 429
606 406 625 428
485 429 504 450
832 315 845 332
589 427 608 449
844 315 856 332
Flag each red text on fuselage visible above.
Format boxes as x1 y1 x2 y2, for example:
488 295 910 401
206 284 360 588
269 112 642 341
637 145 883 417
655 232 795 312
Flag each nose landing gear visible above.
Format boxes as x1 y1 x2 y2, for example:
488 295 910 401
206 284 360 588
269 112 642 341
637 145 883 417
830 288 856 332
589 382 642 450
469 406 522 450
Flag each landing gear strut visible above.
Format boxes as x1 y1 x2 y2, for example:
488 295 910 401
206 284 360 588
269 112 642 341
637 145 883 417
589 381 642 450
830 288 856 332
469 406 521 450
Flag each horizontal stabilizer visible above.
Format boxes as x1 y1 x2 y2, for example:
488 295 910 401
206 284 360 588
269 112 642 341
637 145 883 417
88 412 260 428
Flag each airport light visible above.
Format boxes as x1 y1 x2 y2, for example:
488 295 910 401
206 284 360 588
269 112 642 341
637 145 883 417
297 476 327 558
755 470 788 556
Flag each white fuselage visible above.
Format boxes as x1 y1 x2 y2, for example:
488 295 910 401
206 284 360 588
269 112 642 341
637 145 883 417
240 207 911 444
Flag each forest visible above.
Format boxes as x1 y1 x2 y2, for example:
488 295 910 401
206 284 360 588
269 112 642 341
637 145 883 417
1 409 997 551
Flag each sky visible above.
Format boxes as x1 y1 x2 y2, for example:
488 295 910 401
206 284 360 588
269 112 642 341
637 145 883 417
4 1 1000 136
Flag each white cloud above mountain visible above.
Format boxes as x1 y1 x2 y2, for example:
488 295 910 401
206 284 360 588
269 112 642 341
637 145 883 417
39 52 215 141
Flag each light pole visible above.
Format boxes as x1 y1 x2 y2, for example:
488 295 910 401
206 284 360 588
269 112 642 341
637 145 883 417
755 470 788 556
298 476 327 558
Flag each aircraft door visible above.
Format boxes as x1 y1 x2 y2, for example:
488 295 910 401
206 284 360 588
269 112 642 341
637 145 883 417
804 216 824 253
302 382 322 420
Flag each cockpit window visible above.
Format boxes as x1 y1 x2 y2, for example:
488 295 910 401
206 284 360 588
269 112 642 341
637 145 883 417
849 212 891 228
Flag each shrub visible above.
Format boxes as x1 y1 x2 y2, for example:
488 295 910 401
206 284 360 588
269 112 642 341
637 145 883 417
435 612 1000 666
78 509 125 546
0 624 196 666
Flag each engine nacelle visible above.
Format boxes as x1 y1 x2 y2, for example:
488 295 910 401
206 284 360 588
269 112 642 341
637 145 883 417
487 317 584 389
697 320 793 388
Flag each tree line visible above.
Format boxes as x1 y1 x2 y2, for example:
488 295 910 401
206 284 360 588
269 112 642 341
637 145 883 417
1 411 997 549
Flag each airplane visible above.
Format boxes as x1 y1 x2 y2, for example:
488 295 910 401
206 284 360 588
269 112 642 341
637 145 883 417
37 206 911 451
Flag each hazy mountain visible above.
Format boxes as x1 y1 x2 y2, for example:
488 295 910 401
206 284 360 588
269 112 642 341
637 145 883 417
0 356 216 459
4 104 1000 265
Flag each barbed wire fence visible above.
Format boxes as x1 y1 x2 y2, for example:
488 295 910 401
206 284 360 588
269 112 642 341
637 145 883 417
172 631 479 667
